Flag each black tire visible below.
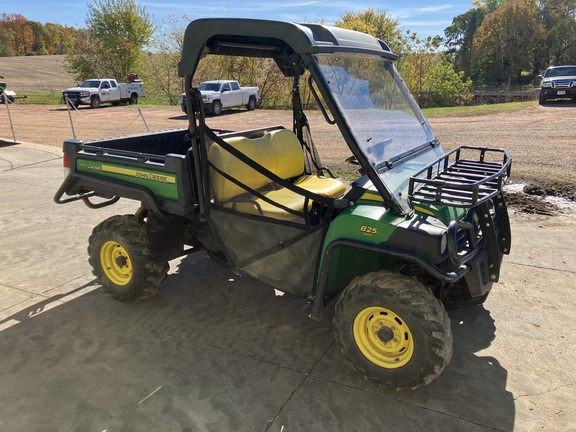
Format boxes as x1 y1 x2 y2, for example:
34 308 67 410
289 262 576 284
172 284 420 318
334 270 453 390
246 96 257 111
211 100 223 116
129 93 138 105
88 215 169 303
539 93 546 105
90 96 101 109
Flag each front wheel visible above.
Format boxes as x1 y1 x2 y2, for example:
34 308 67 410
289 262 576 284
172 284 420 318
90 96 101 109
539 93 546 105
334 270 453 390
88 215 169 303
211 100 223 116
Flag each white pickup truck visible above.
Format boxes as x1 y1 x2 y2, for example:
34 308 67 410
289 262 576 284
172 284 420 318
179 80 260 115
62 77 144 109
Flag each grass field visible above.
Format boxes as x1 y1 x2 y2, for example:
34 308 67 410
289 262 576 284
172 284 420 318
0 55 75 92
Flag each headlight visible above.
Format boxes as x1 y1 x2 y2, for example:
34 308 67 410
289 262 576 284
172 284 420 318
440 232 448 254
80 91 90 97
202 97 209 103
541 82 552 88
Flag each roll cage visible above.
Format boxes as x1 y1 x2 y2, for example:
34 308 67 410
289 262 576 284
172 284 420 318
178 18 409 215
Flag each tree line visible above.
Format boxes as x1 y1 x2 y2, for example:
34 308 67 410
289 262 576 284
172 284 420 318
445 0 576 87
0 13 81 56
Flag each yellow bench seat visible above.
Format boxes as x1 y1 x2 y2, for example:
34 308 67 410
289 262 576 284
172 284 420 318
209 129 346 220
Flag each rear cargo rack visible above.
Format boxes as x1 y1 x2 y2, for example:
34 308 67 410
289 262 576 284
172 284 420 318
409 146 512 208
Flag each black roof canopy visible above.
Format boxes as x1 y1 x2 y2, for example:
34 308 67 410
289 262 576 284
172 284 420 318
178 18 397 77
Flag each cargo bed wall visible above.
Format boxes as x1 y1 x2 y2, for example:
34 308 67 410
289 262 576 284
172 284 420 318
58 128 198 217
81 128 190 156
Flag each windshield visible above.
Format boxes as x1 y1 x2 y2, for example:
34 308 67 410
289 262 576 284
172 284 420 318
198 82 222 91
544 66 576 78
314 53 444 204
80 80 102 88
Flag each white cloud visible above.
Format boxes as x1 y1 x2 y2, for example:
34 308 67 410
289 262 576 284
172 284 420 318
388 4 456 19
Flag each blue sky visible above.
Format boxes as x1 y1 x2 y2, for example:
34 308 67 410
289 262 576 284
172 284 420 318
2 1 474 39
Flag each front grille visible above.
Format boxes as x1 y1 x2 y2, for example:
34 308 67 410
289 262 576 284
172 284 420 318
552 80 575 88
63 92 79 100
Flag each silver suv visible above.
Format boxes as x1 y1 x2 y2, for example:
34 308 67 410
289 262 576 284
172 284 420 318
539 65 576 105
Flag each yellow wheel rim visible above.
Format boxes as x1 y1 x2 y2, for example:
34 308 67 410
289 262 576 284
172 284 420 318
100 241 132 286
353 306 414 369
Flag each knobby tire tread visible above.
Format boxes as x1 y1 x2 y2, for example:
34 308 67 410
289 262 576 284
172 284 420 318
334 270 452 390
88 215 168 303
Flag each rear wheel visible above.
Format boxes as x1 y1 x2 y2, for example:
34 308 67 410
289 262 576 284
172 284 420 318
129 93 138 105
90 96 101 109
246 96 257 111
88 215 169 303
334 270 452 390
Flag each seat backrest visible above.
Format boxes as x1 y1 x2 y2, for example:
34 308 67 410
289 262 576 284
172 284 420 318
208 129 304 202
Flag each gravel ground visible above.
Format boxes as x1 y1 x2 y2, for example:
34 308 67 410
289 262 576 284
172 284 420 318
1 101 574 214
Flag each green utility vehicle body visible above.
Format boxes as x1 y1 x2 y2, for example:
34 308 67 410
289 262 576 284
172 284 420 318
55 18 512 389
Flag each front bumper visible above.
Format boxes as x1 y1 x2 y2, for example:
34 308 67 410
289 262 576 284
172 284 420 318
62 93 91 105
541 87 576 99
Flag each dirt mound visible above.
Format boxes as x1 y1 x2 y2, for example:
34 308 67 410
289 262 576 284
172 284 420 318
505 180 576 216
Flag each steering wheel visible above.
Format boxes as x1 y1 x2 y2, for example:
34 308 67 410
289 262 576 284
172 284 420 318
365 138 393 160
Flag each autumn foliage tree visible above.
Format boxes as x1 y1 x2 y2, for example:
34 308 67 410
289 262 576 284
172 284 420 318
471 0 545 85
0 13 77 56
0 14 34 55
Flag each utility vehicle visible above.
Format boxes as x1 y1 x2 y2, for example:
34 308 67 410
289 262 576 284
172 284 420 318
62 76 144 108
0 80 16 104
54 18 512 390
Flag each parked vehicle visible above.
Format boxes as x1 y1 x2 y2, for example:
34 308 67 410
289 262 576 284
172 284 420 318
0 80 15 104
538 65 576 104
62 75 144 109
179 80 259 115
54 18 512 390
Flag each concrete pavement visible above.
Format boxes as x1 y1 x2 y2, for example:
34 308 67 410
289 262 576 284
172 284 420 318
0 141 575 431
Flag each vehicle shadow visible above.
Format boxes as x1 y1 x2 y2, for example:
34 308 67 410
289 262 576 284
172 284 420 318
308 300 515 430
169 114 188 120
0 252 515 430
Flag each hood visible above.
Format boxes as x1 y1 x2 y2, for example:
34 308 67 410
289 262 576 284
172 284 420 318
63 86 94 92
542 76 576 89
543 74 576 82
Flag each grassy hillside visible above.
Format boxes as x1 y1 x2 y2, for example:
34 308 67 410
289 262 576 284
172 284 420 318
0 55 76 93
